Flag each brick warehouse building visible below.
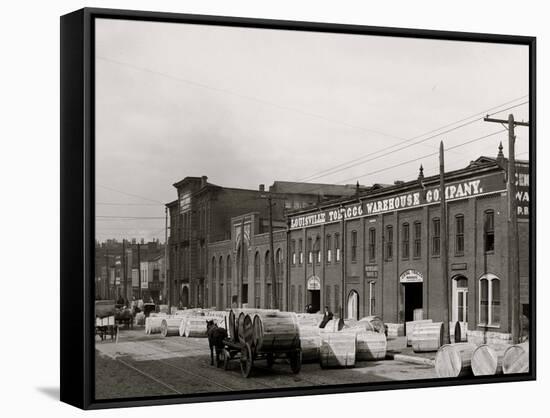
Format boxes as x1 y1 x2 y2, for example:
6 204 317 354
285 151 529 342
166 175 363 308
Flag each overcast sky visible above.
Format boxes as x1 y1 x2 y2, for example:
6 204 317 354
95 18 529 242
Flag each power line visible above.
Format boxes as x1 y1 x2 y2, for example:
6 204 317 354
96 202 162 206
338 129 507 185
291 129 506 198
96 184 165 204
96 216 165 220
97 55 412 144
296 98 528 183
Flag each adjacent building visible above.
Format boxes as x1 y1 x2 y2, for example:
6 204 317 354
286 149 529 343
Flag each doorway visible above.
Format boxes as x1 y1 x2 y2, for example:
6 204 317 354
181 285 189 308
403 283 423 322
347 290 359 320
452 276 468 324
308 290 320 313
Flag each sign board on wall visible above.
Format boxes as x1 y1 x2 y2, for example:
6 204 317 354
400 269 424 283
307 276 321 290
516 163 529 219
289 172 507 229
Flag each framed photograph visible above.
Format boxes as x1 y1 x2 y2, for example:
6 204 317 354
60 7 536 410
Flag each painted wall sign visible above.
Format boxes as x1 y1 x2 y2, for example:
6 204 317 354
307 276 321 290
289 172 506 229
400 269 424 283
515 163 529 219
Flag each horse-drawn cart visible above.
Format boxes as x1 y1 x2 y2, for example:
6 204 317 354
95 300 118 341
221 309 302 378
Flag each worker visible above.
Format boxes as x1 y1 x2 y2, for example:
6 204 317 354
319 306 334 328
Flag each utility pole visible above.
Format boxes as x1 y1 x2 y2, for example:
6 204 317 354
122 239 127 303
165 206 169 311
484 113 529 344
341 207 346 321
105 250 110 300
440 141 451 345
137 243 142 300
267 195 277 309
239 217 245 307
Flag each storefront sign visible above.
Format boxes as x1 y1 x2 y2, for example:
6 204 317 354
307 276 321 290
289 172 506 229
400 269 424 283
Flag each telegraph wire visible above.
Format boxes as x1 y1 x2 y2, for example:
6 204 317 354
296 98 528 183
97 184 166 204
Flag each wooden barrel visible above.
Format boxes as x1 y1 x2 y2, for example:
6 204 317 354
147 316 165 335
320 332 356 368
178 318 187 337
413 308 423 321
435 343 476 377
406 319 433 346
296 313 324 327
452 321 468 343
411 322 444 352
184 318 208 338
471 344 509 376
252 311 299 352
502 342 529 374
319 318 342 333
359 316 386 334
160 317 183 338
301 335 321 362
354 331 387 361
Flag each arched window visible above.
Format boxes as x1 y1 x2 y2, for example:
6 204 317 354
226 255 232 308
211 257 217 307
254 251 261 282
402 223 410 259
484 210 495 252
479 274 500 326
326 234 332 263
453 276 468 323
265 251 272 309
275 248 283 308
218 256 224 309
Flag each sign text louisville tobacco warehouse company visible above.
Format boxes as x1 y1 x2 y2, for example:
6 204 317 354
290 173 508 229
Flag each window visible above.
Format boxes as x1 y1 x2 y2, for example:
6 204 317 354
315 236 321 264
226 255 232 307
484 210 495 252
368 228 376 262
307 237 313 264
211 257 216 307
254 251 260 281
455 215 464 256
335 233 341 262
479 275 500 326
369 281 376 315
385 226 393 261
291 240 296 265
351 230 358 262
219 257 224 309
254 283 261 308
326 235 332 263
413 221 421 258
402 223 410 260
334 285 340 316
265 251 271 281
432 218 441 256
298 239 303 265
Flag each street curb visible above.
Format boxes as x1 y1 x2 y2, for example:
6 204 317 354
386 353 435 367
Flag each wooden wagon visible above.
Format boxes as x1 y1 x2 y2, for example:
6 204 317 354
221 309 302 378
95 300 118 341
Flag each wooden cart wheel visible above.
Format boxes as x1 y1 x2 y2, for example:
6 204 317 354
223 348 231 371
266 353 275 368
289 349 302 374
240 343 254 378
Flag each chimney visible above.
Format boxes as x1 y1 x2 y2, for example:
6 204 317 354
394 180 405 186
201 175 208 188
259 184 265 192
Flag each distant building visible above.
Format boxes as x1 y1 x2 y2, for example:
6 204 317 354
166 176 361 308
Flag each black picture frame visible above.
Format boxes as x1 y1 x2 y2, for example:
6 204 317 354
60 7 536 410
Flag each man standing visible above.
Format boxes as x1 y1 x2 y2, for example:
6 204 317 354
319 306 334 328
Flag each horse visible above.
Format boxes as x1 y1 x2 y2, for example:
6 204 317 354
206 320 228 367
